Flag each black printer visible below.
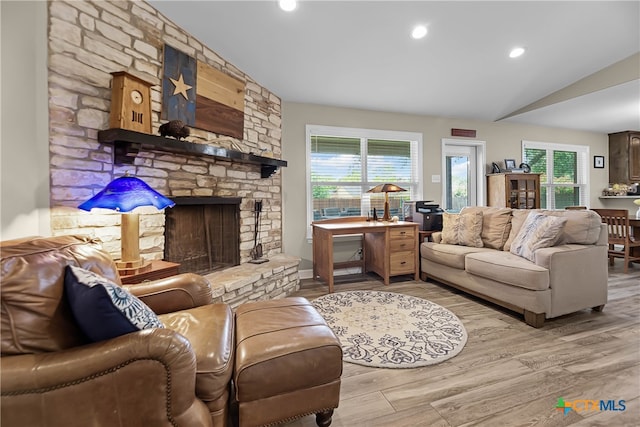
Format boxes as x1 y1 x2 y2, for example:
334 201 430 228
404 201 444 231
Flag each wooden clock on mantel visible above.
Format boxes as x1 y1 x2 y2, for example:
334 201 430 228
109 71 153 134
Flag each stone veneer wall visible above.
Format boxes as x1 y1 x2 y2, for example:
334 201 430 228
47 0 283 264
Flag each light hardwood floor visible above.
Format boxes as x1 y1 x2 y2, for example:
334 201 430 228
287 263 640 427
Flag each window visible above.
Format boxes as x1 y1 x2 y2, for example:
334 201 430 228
306 125 422 236
522 140 589 209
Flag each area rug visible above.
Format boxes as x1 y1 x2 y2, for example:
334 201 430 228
311 290 467 368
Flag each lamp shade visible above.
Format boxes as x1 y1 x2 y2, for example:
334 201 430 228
78 176 175 212
366 183 407 221
366 183 407 194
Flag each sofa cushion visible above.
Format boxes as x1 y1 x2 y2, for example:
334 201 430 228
64 265 164 342
421 241 494 270
509 213 568 262
234 298 342 402
441 211 484 247
159 303 235 403
0 235 121 355
461 207 512 249
466 251 550 291
504 209 602 251
541 210 603 245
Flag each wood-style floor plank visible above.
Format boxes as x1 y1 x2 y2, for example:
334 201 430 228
382 359 532 413
286 263 640 426
430 366 582 425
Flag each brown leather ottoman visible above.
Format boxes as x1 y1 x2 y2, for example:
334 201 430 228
234 297 342 427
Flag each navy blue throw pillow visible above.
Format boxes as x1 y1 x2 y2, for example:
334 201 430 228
64 265 164 342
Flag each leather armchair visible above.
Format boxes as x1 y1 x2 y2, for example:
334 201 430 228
1 235 234 427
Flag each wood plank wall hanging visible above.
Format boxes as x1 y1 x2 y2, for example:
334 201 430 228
161 44 245 139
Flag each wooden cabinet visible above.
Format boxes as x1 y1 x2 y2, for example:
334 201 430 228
609 131 640 184
487 173 541 209
389 227 417 275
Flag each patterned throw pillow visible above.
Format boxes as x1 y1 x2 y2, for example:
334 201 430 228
503 209 540 252
64 265 164 342
509 212 568 262
441 211 484 247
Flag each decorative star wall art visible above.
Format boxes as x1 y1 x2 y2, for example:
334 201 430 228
170 74 192 100
161 44 245 139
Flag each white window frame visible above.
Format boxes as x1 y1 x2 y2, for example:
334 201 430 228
306 125 423 238
521 140 590 209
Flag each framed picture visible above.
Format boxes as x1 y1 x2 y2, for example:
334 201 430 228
504 159 517 170
594 156 605 168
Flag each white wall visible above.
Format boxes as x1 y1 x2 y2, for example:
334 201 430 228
281 101 620 270
0 1 50 240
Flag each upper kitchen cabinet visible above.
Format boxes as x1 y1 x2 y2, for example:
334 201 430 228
609 131 640 184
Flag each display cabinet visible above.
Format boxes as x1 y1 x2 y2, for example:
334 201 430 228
487 173 541 209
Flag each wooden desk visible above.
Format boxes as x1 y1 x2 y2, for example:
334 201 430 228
312 220 419 293
120 260 180 284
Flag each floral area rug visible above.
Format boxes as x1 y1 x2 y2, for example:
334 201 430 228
311 290 467 368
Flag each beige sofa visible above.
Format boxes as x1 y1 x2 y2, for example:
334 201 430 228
420 207 608 327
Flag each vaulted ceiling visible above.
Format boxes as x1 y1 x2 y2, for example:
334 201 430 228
150 1 640 134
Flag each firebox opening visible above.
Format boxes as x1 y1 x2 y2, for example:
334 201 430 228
164 197 240 275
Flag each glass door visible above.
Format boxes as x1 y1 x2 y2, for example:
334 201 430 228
442 142 483 211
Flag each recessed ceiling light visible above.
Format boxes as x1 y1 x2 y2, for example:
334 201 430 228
411 25 428 40
279 0 297 12
509 47 526 58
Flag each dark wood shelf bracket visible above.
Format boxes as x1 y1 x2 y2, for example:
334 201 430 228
98 128 287 178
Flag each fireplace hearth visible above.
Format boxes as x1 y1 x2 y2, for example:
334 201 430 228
164 197 241 274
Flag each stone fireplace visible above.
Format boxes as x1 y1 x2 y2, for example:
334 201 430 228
165 197 240 274
46 0 285 267
44 0 300 308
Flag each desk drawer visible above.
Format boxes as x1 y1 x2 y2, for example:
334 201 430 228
390 239 414 252
390 251 415 274
390 227 416 240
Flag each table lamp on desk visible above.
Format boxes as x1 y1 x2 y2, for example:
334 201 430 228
367 183 407 221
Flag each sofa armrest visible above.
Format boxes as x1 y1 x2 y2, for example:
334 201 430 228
125 273 213 314
1 329 210 426
534 244 608 317
534 244 600 270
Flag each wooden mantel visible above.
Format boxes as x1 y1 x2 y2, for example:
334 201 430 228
97 128 288 178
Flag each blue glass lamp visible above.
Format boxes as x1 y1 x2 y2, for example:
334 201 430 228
79 175 175 275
